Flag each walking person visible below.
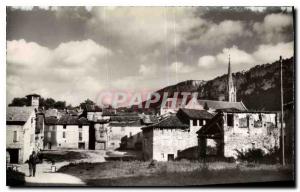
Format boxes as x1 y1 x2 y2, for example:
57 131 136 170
27 151 38 177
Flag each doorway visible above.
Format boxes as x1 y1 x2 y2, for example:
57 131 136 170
78 142 85 149
167 154 174 161
7 149 19 164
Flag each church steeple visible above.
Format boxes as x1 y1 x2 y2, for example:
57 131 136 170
228 54 236 102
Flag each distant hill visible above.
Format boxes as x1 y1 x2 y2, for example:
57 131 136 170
140 57 294 112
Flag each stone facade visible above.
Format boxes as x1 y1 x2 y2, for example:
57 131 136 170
107 125 142 150
143 126 200 161
44 124 89 150
198 111 280 159
223 112 280 158
7 108 36 163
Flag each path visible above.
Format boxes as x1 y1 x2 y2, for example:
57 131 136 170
17 150 106 186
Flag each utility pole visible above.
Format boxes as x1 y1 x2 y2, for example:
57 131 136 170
280 56 285 166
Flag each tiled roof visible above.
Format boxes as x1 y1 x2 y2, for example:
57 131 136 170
142 115 159 124
197 100 247 111
142 115 189 130
6 107 35 123
109 120 142 127
45 109 58 117
178 108 214 120
110 115 141 122
45 116 58 125
26 93 40 98
57 115 89 125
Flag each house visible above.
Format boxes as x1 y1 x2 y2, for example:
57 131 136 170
35 110 45 151
125 115 159 150
107 114 143 150
44 114 90 150
197 110 280 159
142 108 213 161
25 94 40 108
6 107 37 163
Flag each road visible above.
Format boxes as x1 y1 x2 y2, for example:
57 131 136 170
17 150 106 186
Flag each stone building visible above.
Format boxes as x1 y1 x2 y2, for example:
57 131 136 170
142 108 213 161
197 110 280 159
25 94 40 108
6 107 37 163
107 114 143 150
185 98 247 113
44 114 90 150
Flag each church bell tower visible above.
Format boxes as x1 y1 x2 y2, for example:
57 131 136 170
227 54 236 102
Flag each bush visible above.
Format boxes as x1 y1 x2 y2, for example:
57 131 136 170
235 147 280 164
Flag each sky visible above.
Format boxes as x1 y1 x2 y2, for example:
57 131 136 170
6 6 294 106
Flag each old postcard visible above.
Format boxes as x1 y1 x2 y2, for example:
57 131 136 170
6 6 295 187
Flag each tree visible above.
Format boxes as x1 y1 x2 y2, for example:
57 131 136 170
8 97 28 106
204 102 209 110
42 98 56 109
80 99 95 110
53 101 66 110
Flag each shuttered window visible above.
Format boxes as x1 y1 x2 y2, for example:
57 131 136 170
13 131 18 142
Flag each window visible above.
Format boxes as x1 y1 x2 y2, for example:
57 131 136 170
239 115 249 128
79 125 82 128
47 132 51 139
79 132 82 141
63 131 66 138
13 131 18 142
227 114 234 126
254 114 263 128
193 119 197 126
63 125 67 129
199 120 203 126
166 101 172 108
100 131 104 138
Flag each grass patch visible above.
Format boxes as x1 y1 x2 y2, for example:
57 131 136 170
41 150 88 163
58 160 294 186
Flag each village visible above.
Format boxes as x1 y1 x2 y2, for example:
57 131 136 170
6 57 293 186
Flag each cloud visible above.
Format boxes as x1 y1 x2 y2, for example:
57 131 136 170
7 39 112 105
87 7 202 51
198 55 217 69
169 62 194 74
197 41 293 72
7 39 52 67
139 64 157 76
186 20 251 48
253 13 293 43
54 39 111 66
253 42 294 64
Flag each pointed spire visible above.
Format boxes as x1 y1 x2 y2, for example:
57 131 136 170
227 53 236 102
228 53 231 76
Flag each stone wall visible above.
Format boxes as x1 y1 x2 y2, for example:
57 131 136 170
142 129 153 161
107 126 142 150
7 110 36 163
56 125 89 149
223 112 280 158
151 127 199 161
